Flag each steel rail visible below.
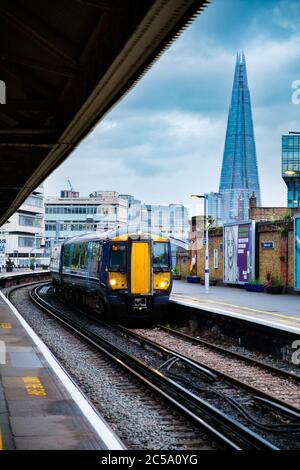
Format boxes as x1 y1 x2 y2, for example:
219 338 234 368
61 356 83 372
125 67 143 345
114 323 300 420
156 324 300 382
29 285 281 450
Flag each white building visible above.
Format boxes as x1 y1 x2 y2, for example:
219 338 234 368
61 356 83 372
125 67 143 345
0 185 45 268
44 190 128 248
141 204 189 241
119 194 141 225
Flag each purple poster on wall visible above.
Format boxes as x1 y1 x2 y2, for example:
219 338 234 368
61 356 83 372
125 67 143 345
223 222 255 285
237 224 252 283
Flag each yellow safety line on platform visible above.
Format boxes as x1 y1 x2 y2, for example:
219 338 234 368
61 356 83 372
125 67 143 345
22 377 47 397
171 294 300 324
0 427 3 450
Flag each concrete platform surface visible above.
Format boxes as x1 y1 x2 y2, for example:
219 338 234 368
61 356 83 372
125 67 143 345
171 280 300 334
0 268 47 278
0 291 123 450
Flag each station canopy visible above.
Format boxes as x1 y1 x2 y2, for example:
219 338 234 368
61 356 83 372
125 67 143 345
0 0 208 225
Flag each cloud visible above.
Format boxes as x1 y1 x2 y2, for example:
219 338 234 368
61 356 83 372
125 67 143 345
45 107 226 205
273 0 300 32
45 0 300 211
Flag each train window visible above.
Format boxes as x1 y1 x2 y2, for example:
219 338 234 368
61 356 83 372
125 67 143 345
79 243 88 271
63 244 71 267
109 244 127 271
153 242 170 271
71 243 81 271
89 242 102 277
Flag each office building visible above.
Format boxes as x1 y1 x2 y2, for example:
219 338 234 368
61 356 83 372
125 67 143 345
0 185 45 267
282 133 300 207
119 194 141 225
140 203 189 241
45 190 128 248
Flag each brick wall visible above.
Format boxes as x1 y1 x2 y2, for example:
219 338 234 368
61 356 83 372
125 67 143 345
186 220 296 288
196 228 223 283
288 229 294 287
248 193 300 221
257 221 294 287
176 252 191 278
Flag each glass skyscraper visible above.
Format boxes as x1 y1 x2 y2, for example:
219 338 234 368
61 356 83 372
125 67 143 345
282 133 300 207
209 53 261 225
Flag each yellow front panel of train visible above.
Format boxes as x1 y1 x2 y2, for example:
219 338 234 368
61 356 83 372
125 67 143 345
131 242 150 294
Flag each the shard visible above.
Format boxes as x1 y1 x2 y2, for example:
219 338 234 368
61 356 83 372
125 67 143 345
217 52 261 223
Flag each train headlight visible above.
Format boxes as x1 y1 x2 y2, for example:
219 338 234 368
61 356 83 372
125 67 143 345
109 272 127 289
159 279 169 289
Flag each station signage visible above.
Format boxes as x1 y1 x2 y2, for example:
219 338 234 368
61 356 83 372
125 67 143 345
223 221 256 284
261 241 274 250
295 216 300 290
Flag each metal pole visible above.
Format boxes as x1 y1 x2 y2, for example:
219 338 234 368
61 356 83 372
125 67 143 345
204 195 209 293
55 221 60 244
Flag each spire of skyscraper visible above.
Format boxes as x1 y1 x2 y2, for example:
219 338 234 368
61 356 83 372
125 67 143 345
218 52 261 223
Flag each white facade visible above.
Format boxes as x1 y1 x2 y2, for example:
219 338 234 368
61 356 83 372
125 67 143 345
0 185 45 267
141 204 189 241
119 194 141 225
45 190 128 248
206 192 223 226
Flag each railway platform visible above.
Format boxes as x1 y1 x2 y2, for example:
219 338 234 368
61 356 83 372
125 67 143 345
0 291 123 450
171 280 300 335
0 268 45 278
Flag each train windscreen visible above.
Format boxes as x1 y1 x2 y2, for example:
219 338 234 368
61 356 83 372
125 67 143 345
109 244 127 271
153 242 170 271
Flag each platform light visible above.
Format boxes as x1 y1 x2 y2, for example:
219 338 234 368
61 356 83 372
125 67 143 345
284 170 296 175
190 194 210 294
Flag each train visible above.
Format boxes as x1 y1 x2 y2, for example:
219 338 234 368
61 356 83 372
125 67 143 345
50 226 172 319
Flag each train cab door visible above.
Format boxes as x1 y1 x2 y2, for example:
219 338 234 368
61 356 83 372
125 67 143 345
128 238 152 295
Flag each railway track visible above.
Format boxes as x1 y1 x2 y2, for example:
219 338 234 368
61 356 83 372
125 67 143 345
28 283 300 450
7 283 220 451
155 324 300 382
130 325 300 410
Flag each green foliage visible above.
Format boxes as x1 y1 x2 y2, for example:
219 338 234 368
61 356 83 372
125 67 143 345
283 212 292 221
172 265 179 275
265 272 282 286
272 275 282 287
248 278 262 285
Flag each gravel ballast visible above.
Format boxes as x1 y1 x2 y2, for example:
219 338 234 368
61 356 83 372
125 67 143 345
7 285 219 450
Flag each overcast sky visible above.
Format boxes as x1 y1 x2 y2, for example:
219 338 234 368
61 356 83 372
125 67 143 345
44 0 300 214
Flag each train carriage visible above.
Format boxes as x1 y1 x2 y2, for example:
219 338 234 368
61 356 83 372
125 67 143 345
50 226 172 319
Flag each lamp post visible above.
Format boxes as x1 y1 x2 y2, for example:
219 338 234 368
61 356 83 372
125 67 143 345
190 194 209 293
28 233 42 269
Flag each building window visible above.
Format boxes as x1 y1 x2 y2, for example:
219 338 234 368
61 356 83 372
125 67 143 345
18 236 41 248
19 215 42 227
25 195 43 208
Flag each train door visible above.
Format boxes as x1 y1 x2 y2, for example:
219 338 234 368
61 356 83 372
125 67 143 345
129 239 152 295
